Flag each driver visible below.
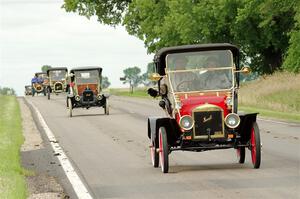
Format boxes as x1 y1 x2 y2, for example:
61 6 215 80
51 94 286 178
171 55 197 92
200 57 232 90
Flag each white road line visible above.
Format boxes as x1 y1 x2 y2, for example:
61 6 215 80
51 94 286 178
27 100 93 199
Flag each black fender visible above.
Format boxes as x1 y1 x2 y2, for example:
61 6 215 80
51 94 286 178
237 112 258 143
147 117 181 146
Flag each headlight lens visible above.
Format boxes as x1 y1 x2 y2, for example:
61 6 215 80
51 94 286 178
179 115 194 130
97 94 103 100
75 95 81 101
225 113 240 128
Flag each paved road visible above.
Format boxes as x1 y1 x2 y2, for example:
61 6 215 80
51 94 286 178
26 94 300 199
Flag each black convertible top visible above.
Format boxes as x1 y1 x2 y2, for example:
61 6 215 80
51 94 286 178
154 43 240 75
70 66 102 75
47 67 68 75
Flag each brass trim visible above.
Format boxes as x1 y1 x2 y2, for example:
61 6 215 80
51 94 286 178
192 104 225 140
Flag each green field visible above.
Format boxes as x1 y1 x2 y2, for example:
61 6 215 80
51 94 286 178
110 88 150 98
0 96 27 199
111 72 300 122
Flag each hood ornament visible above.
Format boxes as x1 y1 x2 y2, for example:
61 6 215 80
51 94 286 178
203 115 212 123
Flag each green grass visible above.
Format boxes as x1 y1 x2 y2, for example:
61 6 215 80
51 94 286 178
239 72 300 122
0 96 27 199
110 88 149 98
239 106 300 123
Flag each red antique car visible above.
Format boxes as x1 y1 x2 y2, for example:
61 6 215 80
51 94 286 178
147 43 261 173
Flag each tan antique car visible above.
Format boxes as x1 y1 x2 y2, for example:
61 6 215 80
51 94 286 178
46 67 68 100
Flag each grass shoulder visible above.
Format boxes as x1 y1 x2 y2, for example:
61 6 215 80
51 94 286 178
0 95 27 199
110 88 149 98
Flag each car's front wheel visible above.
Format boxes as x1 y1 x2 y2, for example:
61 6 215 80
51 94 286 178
236 147 245 164
68 98 73 117
47 87 51 100
104 100 109 115
159 127 169 173
150 135 159 168
250 122 261 169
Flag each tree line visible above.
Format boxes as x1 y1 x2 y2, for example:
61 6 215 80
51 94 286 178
63 0 300 74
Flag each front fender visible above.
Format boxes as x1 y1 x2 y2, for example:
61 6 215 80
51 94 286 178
147 117 181 146
237 112 258 143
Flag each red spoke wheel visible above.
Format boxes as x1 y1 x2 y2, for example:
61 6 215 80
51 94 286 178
159 127 169 173
250 122 261 169
236 147 245 164
150 138 159 168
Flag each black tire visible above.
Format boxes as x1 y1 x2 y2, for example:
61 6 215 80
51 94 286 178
68 98 73 117
236 147 245 164
150 134 159 168
159 127 169 173
250 122 261 169
104 100 109 115
47 87 51 100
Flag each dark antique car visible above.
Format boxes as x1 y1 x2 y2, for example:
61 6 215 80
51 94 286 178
32 72 48 96
24 85 32 95
46 67 68 100
67 67 109 117
147 43 261 173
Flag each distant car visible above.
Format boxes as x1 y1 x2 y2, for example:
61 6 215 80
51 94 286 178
24 85 32 95
67 67 109 117
46 67 68 100
32 72 48 96
147 43 261 173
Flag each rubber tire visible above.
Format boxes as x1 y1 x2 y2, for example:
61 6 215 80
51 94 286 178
159 127 169 173
68 98 73 117
236 147 245 164
250 122 261 169
47 87 51 100
150 135 159 168
104 100 109 115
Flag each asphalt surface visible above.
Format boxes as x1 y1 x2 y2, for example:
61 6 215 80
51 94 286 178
26 94 300 199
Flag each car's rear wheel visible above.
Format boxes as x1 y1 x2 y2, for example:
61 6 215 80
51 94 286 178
159 127 169 173
104 100 109 115
68 98 73 117
250 122 261 169
150 135 159 168
236 147 245 164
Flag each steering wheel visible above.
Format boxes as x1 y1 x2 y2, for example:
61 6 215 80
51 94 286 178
176 80 193 91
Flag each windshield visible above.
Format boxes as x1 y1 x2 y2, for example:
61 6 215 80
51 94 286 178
166 50 234 92
49 70 66 81
75 70 99 84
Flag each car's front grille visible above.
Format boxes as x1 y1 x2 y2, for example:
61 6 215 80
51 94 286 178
193 105 224 139
82 90 94 102
54 82 63 91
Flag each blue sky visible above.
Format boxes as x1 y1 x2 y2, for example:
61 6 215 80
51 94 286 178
0 0 153 95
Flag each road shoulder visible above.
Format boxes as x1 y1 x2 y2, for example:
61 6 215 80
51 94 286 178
19 97 74 199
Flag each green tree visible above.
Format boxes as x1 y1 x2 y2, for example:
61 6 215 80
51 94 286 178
63 0 299 74
283 1 300 73
141 62 156 86
0 87 16 96
121 66 142 93
102 76 111 89
41 65 52 72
